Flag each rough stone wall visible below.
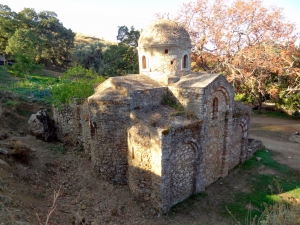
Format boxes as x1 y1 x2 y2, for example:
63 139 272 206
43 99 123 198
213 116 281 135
228 123 243 170
204 90 228 185
128 122 162 209
88 93 130 184
168 86 204 119
129 87 167 110
160 123 202 213
79 101 92 154
52 99 90 150
228 101 251 169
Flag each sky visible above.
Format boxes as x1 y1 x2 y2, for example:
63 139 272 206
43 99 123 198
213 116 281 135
1 0 300 42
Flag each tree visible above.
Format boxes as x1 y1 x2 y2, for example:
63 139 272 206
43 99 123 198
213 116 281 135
5 28 43 75
36 10 75 64
72 42 105 74
0 5 75 65
173 0 299 110
117 26 140 47
102 43 139 76
0 4 18 52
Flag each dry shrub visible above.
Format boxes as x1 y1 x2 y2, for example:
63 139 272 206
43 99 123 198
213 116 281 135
253 200 300 225
150 113 161 126
10 139 31 160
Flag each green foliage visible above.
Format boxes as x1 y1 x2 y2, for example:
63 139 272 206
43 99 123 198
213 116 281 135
162 92 184 111
72 42 105 74
71 26 139 77
251 110 297 119
49 145 67 154
4 99 20 110
0 5 74 66
0 66 57 102
0 4 17 52
102 43 139 76
51 65 106 106
234 93 255 105
224 150 300 223
278 90 300 115
117 26 140 47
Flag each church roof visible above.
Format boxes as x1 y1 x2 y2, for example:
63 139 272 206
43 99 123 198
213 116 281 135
138 19 192 48
175 73 222 88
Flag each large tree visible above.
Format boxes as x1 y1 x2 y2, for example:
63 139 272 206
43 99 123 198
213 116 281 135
166 0 299 110
0 5 75 65
72 42 105 74
0 5 17 52
117 26 140 47
5 28 43 75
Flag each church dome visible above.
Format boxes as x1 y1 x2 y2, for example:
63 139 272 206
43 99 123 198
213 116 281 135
138 20 192 48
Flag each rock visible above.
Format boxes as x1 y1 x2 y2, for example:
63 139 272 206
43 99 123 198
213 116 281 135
0 159 8 165
0 133 8 140
0 194 12 203
289 133 300 144
81 204 86 210
247 138 264 159
73 212 85 225
15 222 30 225
28 109 57 142
0 159 12 171
256 157 262 161
0 148 8 154
10 139 31 160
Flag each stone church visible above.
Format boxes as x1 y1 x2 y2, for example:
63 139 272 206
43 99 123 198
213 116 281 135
53 20 254 213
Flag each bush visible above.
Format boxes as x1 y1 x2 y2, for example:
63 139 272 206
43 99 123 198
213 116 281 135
51 65 106 106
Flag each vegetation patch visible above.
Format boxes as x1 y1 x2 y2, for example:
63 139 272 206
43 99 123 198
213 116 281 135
50 65 106 107
162 92 184 112
224 150 300 224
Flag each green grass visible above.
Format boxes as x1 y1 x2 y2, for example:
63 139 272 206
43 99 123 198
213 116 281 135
0 66 106 105
49 145 67 154
252 110 299 119
224 150 300 224
162 91 184 112
0 67 58 102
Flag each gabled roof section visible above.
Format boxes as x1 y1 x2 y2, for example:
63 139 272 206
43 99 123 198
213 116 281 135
175 73 222 88
95 74 165 94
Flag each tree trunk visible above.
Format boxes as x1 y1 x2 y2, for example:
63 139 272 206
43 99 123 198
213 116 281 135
258 93 263 112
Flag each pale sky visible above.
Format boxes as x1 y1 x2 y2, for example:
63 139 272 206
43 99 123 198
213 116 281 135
1 0 299 42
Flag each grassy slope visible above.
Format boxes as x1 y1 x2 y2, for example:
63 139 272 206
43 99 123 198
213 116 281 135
169 150 300 224
74 32 117 45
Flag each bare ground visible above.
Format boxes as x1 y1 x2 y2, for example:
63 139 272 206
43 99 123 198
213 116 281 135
249 114 300 171
0 101 299 225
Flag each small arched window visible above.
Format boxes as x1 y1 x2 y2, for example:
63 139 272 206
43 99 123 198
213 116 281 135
212 97 218 119
183 54 188 69
142 56 147 69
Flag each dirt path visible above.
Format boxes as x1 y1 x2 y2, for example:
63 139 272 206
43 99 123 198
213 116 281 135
249 114 300 171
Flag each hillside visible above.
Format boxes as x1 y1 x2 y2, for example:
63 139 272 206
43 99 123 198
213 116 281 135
74 33 117 45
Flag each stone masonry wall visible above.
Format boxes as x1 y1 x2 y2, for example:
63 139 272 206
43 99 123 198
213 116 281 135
128 122 162 209
52 99 91 152
228 101 251 169
88 94 130 184
160 122 202 213
204 90 228 185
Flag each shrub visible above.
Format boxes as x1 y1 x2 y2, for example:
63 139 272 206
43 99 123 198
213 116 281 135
51 65 106 106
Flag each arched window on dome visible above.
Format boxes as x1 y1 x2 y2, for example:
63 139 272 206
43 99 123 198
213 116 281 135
142 56 147 69
212 97 218 119
183 54 188 69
